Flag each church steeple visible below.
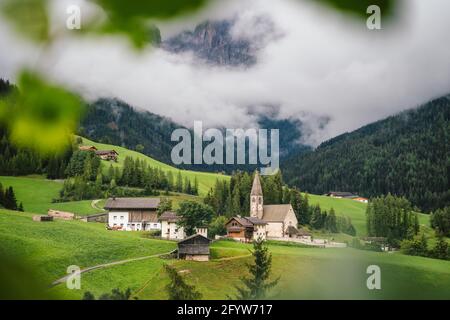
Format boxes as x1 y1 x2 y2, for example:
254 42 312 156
250 171 264 219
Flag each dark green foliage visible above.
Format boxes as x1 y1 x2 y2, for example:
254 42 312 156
430 235 449 260
118 156 197 195
283 96 450 212
0 78 15 97
208 216 228 239
164 264 202 300
366 194 419 245
0 128 72 178
325 208 338 233
430 207 450 236
400 233 428 257
82 288 133 300
157 198 173 216
177 201 214 236
0 184 20 211
82 291 95 300
80 98 183 165
233 238 278 300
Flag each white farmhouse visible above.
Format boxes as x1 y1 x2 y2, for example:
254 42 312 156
105 197 161 231
159 211 208 240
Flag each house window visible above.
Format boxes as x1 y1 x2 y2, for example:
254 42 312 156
258 198 262 204
120 216 124 220
113 216 117 220
252 198 255 203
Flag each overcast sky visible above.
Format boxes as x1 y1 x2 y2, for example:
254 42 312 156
1 0 450 146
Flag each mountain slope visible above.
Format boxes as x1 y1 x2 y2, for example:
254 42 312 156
79 98 309 174
79 136 229 195
79 98 183 165
282 94 450 212
162 20 256 67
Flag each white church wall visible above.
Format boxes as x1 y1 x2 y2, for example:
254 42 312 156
266 222 283 238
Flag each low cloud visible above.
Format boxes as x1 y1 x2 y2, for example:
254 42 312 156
1 0 450 146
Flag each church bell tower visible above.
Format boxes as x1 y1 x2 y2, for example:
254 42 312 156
250 171 264 219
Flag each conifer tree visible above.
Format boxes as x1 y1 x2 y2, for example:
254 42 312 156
233 238 279 300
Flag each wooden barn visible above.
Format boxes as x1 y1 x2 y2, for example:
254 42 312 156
95 150 119 161
177 234 211 262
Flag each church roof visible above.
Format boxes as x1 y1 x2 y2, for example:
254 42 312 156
250 171 263 196
262 204 293 222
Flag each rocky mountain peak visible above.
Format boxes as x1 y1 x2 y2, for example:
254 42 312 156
162 19 256 67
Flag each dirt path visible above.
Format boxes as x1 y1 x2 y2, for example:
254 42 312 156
91 199 105 212
51 251 175 287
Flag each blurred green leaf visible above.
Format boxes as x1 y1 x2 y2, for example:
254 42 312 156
314 0 397 18
93 0 209 19
4 71 84 155
91 0 208 48
1 0 49 43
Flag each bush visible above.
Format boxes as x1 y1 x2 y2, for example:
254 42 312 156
429 235 449 260
142 230 161 238
400 234 428 257
208 216 228 239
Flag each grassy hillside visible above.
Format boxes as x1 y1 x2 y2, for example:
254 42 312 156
52 238 450 300
79 136 229 195
306 193 431 236
0 209 176 284
0 176 103 215
0 209 447 299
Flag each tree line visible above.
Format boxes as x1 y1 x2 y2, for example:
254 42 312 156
59 147 199 201
366 194 420 246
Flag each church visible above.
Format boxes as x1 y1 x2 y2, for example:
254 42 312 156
226 171 299 241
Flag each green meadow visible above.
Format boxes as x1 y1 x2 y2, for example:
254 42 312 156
79 137 230 195
0 176 103 215
0 209 448 300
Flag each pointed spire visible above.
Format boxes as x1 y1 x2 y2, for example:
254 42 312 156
251 170 263 196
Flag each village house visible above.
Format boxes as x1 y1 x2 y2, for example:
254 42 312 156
105 197 161 231
353 197 369 203
225 216 267 242
95 150 119 161
177 234 211 261
159 211 208 240
227 171 299 240
326 191 357 199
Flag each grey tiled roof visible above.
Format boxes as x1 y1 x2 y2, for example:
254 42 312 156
105 197 160 210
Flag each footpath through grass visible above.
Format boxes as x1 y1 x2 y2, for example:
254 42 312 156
50 239 450 300
0 209 176 285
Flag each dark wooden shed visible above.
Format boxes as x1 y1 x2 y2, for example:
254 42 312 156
177 234 211 262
